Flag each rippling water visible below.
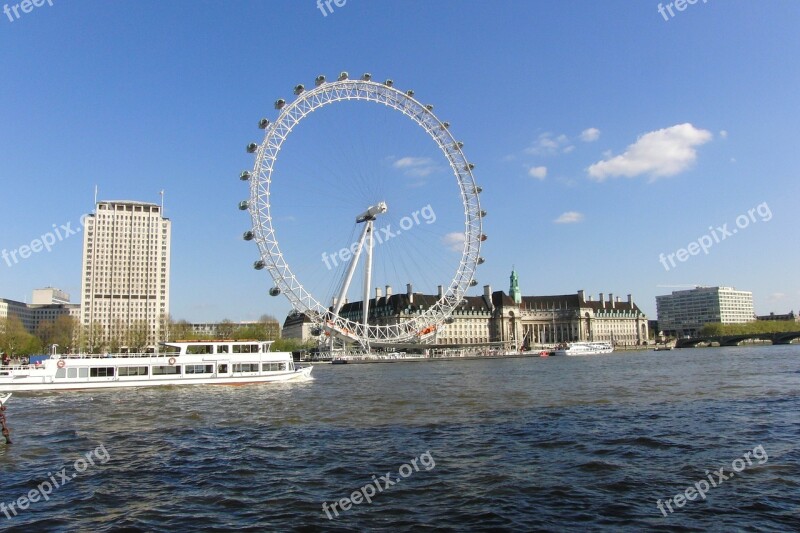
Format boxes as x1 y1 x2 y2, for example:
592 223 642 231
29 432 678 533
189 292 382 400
1 345 799 532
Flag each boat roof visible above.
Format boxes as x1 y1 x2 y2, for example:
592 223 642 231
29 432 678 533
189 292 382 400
162 340 274 346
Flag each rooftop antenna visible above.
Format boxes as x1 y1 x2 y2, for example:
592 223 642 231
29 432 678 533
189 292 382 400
160 189 165 215
93 185 98 213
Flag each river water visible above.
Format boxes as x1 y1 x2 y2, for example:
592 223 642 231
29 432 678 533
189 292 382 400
1 345 798 532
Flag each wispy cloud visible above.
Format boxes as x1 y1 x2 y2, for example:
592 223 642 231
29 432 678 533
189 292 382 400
525 133 573 156
580 127 601 142
528 166 547 180
554 211 584 224
587 123 712 182
393 156 440 177
442 232 465 252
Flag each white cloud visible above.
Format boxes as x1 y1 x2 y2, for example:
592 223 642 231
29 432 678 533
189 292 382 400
528 166 548 180
719 130 728 139
393 156 439 177
442 232 465 252
554 211 584 224
580 128 601 142
587 123 712 181
525 133 573 156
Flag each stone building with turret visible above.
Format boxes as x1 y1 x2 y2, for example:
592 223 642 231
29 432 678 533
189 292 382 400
282 270 650 348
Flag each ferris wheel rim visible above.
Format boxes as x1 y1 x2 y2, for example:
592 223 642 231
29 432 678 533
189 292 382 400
245 75 483 345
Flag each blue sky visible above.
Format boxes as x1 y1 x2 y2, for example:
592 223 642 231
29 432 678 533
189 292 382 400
1 0 798 322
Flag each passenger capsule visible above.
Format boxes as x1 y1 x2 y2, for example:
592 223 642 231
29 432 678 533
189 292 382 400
453 141 464 149
425 104 434 111
293 84 305 95
441 122 450 129
464 163 475 171
406 90 414 97
243 231 254 241
246 143 258 153
258 118 270 129
384 79 393 87
480 234 488 242
254 260 266 270
338 71 349 81
475 186 483 194
240 171 251 181
269 287 281 296
311 327 322 336
315 75 326 86
361 73 371 81
445 317 455 324
469 279 478 287
479 210 487 218
477 257 485 265
238 200 249 210
274 99 286 110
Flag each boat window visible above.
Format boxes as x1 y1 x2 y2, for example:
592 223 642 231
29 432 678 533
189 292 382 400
187 345 213 355
90 367 115 377
262 362 288 372
56 368 67 378
218 364 228 373
185 364 214 374
152 365 181 375
79 368 89 378
216 345 229 354
67 368 78 378
119 366 149 376
232 344 260 354
233 363 259 372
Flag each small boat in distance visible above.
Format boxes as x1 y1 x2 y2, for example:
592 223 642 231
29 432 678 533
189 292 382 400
554 342 614 356
0 341 312 392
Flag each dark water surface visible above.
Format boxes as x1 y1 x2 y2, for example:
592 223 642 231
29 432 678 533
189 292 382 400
1 345 799 532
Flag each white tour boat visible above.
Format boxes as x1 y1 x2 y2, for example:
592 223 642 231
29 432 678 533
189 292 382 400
0 341 312 392
554 342 614 356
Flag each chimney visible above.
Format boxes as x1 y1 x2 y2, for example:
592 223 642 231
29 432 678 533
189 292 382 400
376 287 382 299
437 285 443 298
609 293 614 309
599 293 605 309
386 285 392 297
628 294 632 306
407 283 413 304
577 289 585 303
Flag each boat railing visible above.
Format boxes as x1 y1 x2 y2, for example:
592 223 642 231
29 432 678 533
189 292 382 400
53 353 180 360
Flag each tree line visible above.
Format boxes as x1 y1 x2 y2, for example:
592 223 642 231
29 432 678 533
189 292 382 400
699 320 800 336
0 314 312 355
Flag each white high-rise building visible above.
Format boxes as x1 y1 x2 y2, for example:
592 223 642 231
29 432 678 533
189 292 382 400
656 286 755 336
80 200 171 349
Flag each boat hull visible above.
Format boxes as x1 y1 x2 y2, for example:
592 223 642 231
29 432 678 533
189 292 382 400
0 341 312 392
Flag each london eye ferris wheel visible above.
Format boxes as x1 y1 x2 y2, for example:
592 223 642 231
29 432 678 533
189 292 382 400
239 72 486 350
